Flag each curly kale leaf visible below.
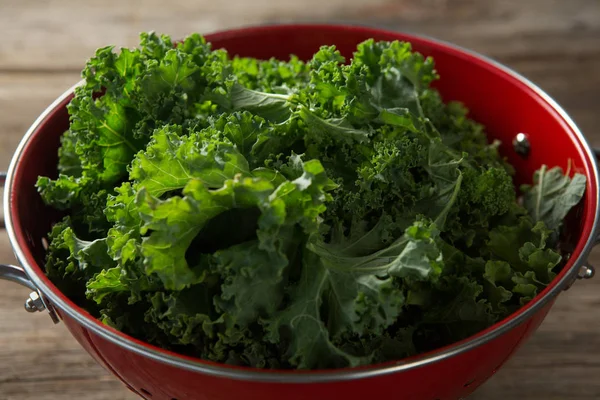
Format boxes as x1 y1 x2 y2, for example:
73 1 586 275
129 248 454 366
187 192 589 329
521 165 587 233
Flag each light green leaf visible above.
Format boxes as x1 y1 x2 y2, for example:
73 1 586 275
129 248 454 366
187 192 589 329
521 165 586 232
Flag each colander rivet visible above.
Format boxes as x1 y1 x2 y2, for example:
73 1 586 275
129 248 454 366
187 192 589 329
24 291 46 313
577 264 595 280
513 133 530 157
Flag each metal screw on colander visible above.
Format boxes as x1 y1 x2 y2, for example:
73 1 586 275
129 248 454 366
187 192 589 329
24 291 46 313
513 133 530 157
563 264 596 291
577 264 595 280
23 291 60 323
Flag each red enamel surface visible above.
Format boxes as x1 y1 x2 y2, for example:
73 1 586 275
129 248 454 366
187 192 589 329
8 24 598 400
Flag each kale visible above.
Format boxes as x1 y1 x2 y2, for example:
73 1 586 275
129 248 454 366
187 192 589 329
37 33 586 370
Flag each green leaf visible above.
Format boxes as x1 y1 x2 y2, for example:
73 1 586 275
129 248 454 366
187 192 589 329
145 288 220 348
140 49 201 94
487 217 542 269
299 107 370 144
419 140 465 228
518 241 560 284
512 271 539 304
483 261 513 312
226 82 293 123
212 240 289 329
37 175 92 210
389 221 443 278
136 177 268 290
327 271 404 338
130 124 249 196
45 217 115 298
72 90 143 183
487 216 561 283
521 165 586 232
265 219 441 368
376 108 418 132
136 154 334 291
211 111 295 167
212 112 265 157
264 250 373 369
308 220 443 280
423 276 490 325
86 267 127 304
65 231 115 275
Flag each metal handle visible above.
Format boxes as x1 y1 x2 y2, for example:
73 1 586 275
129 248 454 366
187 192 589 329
0 263 38 291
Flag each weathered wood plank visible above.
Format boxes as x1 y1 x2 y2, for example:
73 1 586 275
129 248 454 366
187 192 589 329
0 0 391 71
0 72 80 171
1 0 599 71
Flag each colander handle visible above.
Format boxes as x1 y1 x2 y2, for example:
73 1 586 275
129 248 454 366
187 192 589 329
0 173 60 323
0 263 38 291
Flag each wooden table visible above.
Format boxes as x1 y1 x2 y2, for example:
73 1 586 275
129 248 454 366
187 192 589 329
1 0 599 399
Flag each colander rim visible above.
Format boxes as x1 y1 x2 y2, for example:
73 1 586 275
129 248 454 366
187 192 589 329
4 23 599 383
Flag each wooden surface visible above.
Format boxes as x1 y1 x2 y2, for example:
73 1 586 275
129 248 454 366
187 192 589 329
1 0 599 399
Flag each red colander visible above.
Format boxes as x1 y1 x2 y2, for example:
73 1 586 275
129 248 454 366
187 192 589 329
0 24 598 400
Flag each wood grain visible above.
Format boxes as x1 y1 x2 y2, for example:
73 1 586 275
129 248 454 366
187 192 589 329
0 0 599 399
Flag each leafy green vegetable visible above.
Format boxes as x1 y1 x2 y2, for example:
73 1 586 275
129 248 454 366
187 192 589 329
37 32 587 370
521 165 587 232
